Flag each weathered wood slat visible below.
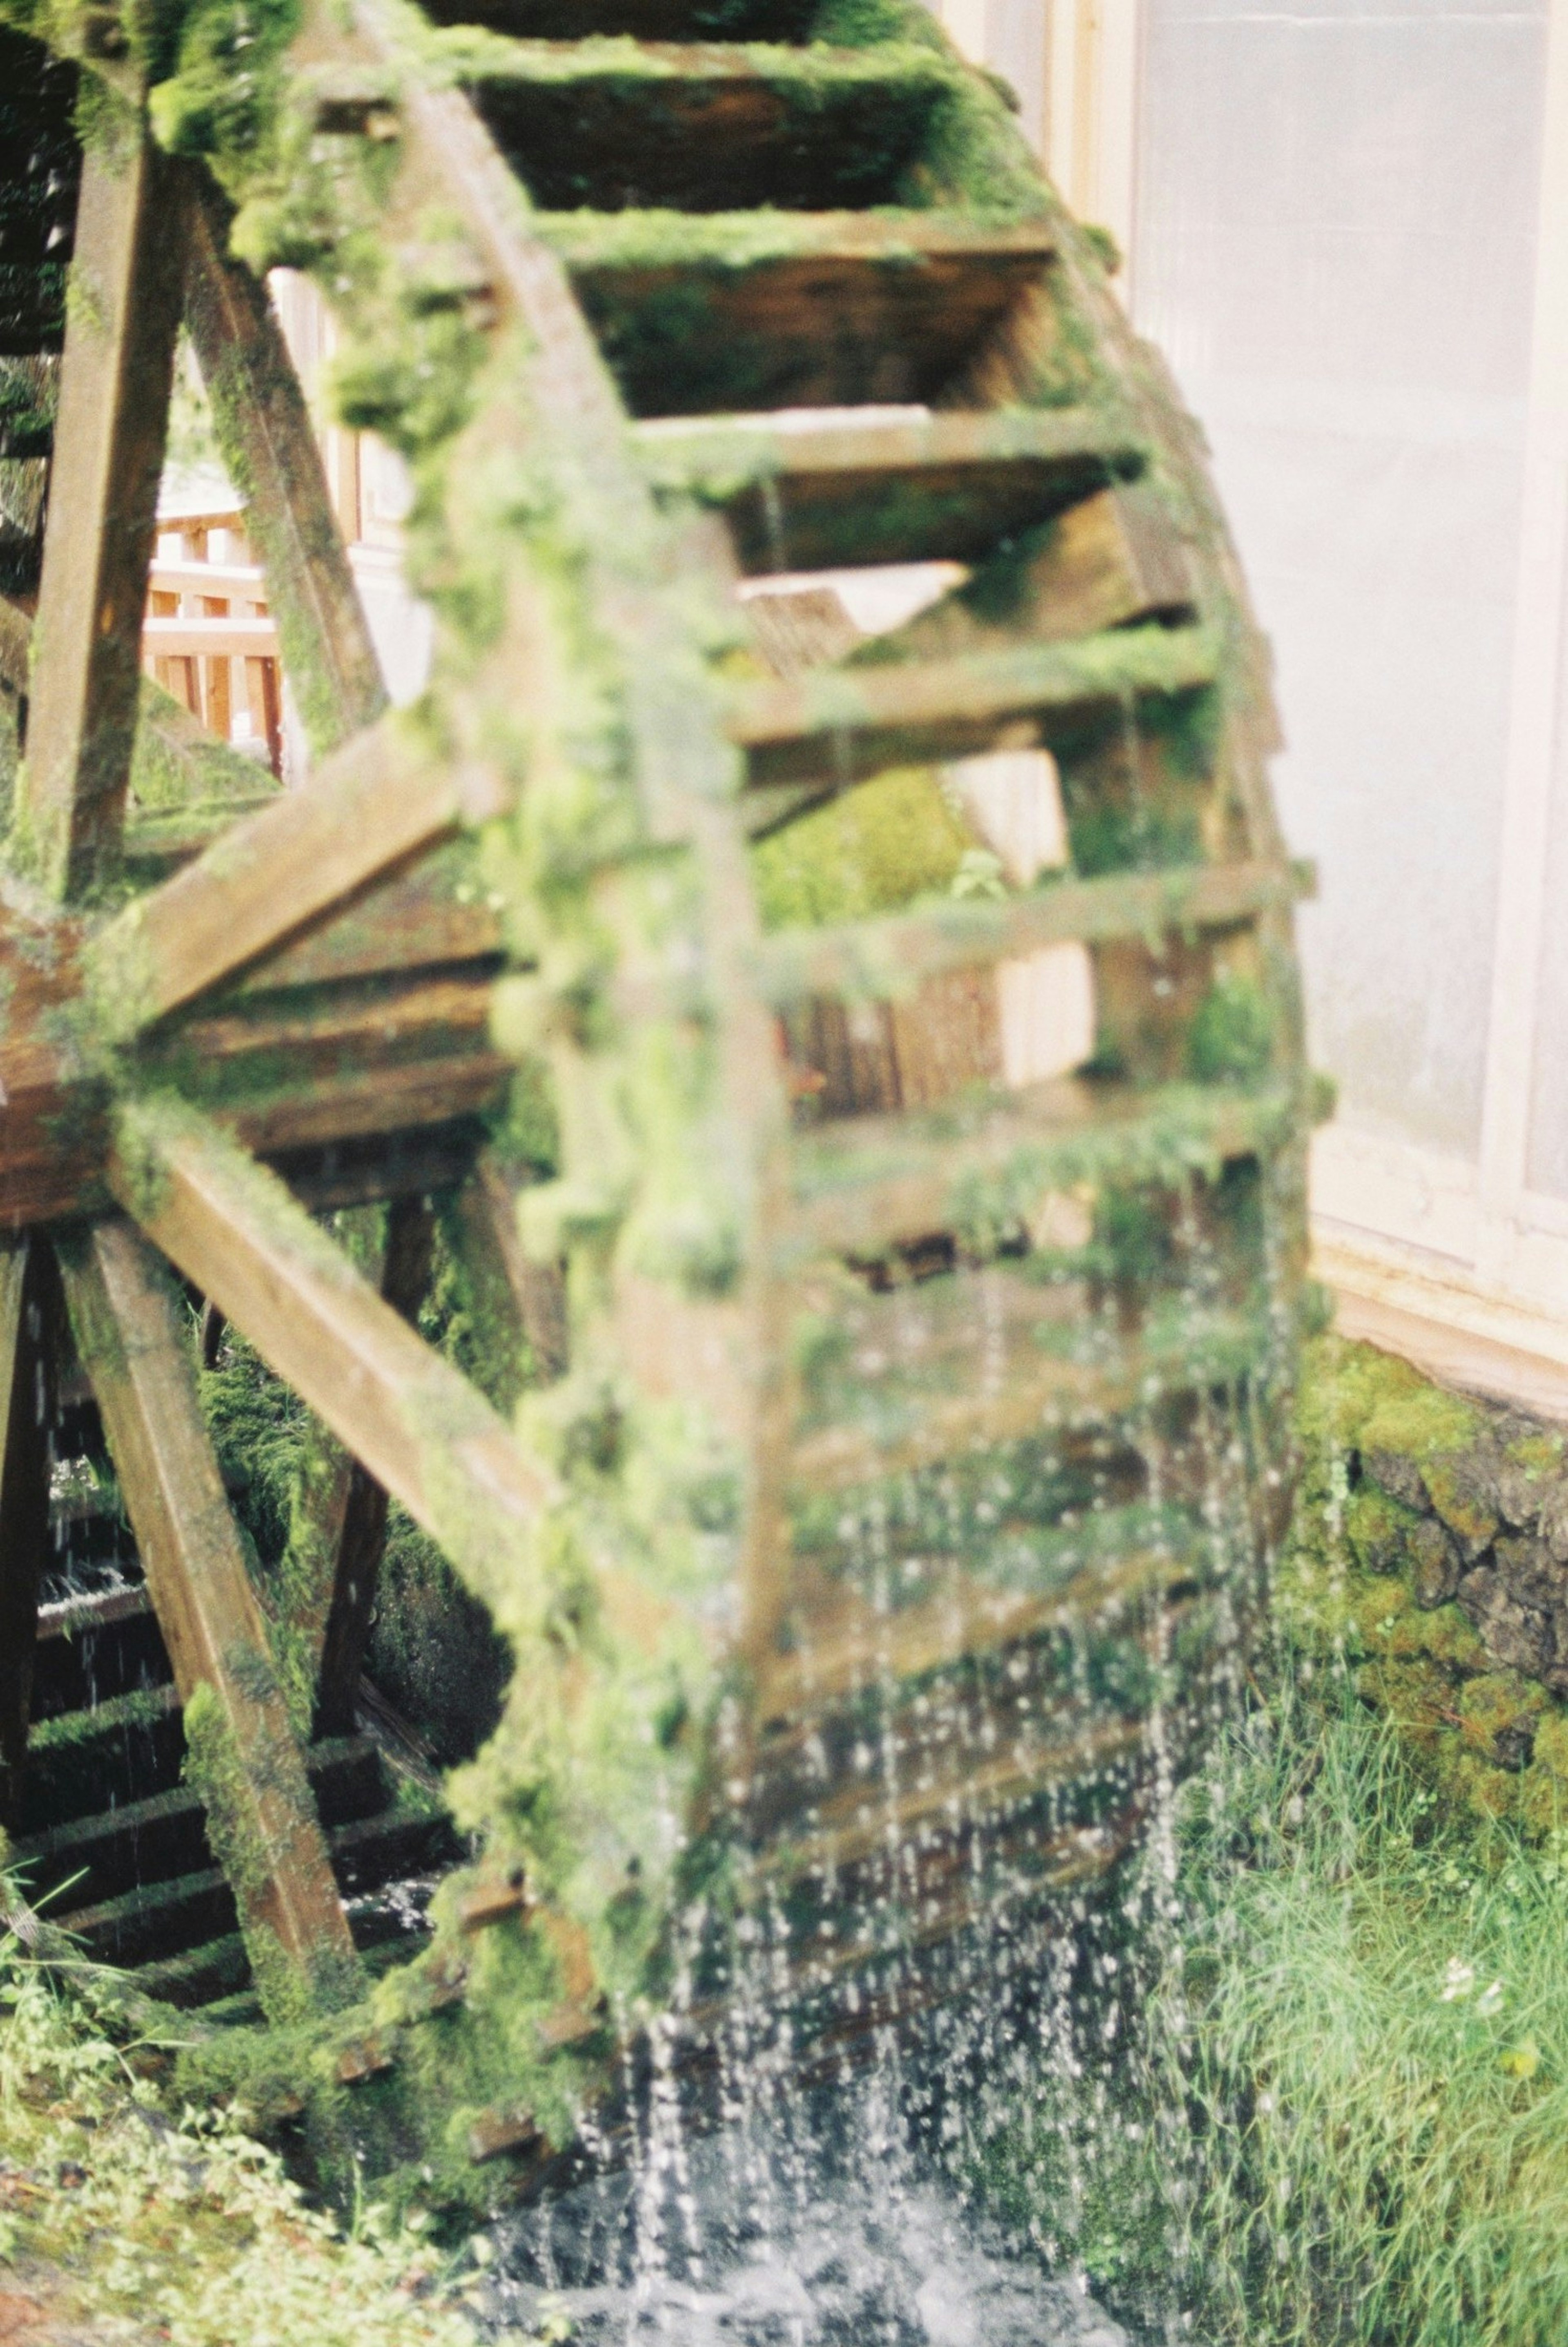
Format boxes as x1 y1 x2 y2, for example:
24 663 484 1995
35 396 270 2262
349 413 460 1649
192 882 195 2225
0 1240 58 1830
751 858 1310 1007
89 713 507 1039
763 1717 1147 1885
313 1195 438 1737
732 623 1219 790
870 482 1198 658
223 1052 512 1158
756 1544 1189 1726
141 617 278 658
57 1216 360 2015
420 0 819 34
782 1076 1298 1260
18 117 186 898
787 1307 1267 1495
183 179 388 756
538 211 1056 416
109 1103 555 1611
635 405 1145 572
464 38 949 215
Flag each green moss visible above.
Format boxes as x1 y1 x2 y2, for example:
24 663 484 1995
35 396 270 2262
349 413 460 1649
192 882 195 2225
750 764 973 931
1344 1483 1422 1575
182 1680 361 2026
1186 970 1275 1085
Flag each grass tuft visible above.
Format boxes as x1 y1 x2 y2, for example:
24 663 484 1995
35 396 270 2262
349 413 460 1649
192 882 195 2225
964 1659 1568 2346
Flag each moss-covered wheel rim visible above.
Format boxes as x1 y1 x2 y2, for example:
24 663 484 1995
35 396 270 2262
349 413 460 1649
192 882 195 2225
0 0 1318 2213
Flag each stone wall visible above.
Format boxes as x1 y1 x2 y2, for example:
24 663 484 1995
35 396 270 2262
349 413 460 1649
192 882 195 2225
1284 1337 1568 1829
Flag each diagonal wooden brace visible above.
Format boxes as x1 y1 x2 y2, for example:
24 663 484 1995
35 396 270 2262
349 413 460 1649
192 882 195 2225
87 710 508 1040
18 110 186 900
110 1100 555 1620
183 177 388 757
58 1218 361 2018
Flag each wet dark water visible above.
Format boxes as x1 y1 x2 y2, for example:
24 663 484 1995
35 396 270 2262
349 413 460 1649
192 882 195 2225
481 2130 1129 2347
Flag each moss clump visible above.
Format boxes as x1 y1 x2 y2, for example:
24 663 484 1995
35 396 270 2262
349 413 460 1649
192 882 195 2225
750 764 974 931
1281 1336 1568 1837
1186 969 1274 1084
0 1902 477 2343
1343 1481 1423 1574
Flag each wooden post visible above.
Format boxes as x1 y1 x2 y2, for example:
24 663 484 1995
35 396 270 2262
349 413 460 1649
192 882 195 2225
312 1196 436 1738
58 1218 361 2016
0 1240 58 1833
183 178 388 759
18 114 186 899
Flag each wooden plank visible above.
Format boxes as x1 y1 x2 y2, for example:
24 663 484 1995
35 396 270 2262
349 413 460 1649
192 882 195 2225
109 1102 556 1612
871 481 1198 659
540 211 1057 417
269 1120 486 1212
731 622 1219 790
141 617 278 658
756 1545 1185 1724
751 858 1310 1007
18 119 186 900
421 0 818 33
635 405 1146 572
88 711 507 1040
222 1053 512 1158
147 558 267 596
183 179 388 757
464 40 948 216
313 1196 437 1737
56 1217 359 2015
787 1310 1266 1494
0 1240 58 1832
781 1075 1298 1261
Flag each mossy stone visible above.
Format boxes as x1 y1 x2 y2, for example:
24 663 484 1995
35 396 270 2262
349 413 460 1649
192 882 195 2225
1457 1672 1543 1771
1344 1485 1422 1577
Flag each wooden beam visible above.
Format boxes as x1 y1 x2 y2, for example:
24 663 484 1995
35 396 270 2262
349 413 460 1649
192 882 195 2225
183 181 389 757
88 711 507 1040
312 1195 436 1738
17 116 186 900
56 1217 359 2016
448 1148 568 1400
110 1102 555 1614
0 1240 58 1833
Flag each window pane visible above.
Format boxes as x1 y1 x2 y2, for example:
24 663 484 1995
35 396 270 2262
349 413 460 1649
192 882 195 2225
1134 0 1547 1159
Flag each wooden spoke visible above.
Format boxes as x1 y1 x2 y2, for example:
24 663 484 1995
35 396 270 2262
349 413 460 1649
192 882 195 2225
448 1147 568 1393
89 711 507 1040
110 1103 555 1611
313 1194 437 1739
184 178 389 757
17 115 186 900
56 1217 359 2014
0 1239 58 1833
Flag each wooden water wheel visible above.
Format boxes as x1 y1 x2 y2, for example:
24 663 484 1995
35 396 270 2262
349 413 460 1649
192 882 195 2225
0 0 1315 2197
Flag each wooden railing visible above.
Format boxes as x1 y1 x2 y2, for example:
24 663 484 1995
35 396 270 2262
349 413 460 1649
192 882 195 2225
143 501 283 777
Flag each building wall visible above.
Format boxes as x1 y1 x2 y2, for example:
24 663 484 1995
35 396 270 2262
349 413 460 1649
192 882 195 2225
933 0 1568 1408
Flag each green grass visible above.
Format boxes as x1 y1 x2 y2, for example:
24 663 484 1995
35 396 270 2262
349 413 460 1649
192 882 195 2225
0 1909 498 2345
964 1661 1568 2347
